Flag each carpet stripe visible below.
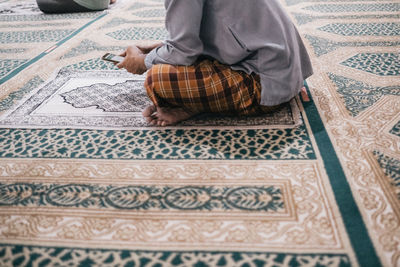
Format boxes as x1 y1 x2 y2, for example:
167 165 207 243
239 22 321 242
302 83 381 266
0 13 107 86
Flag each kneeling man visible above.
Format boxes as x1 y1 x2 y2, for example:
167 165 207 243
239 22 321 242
117 0 313 126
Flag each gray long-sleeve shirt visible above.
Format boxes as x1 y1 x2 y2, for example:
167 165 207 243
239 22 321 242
145 0 313 106
73 0 109 10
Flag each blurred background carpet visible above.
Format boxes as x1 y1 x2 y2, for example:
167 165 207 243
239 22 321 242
0 0 399 266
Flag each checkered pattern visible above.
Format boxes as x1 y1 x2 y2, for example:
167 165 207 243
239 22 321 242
144 60 278 116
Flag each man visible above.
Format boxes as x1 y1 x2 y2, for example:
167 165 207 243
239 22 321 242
36 0 116 13
118 0 313 126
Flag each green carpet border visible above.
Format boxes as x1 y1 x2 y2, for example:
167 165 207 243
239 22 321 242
0 13 107 86
302 82 381 266
0 126 315 160
0 244 351 266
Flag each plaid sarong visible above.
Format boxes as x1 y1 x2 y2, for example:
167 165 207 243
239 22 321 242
144 59 278 116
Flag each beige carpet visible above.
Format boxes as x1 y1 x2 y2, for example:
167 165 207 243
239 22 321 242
0 0 399 266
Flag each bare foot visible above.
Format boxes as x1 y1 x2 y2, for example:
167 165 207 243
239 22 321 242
142 105 195 126
110 0 117 4
142 105 157 124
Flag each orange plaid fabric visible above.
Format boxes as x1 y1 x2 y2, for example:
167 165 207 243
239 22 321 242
144 59 277 116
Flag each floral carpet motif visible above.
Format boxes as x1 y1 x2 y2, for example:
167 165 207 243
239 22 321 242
0 0 399 266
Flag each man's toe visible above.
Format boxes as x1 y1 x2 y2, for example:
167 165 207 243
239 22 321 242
142 105 156 117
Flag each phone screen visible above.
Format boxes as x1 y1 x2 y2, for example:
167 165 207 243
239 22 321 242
102 53 124 63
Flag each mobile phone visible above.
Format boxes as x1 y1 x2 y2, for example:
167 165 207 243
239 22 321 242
102 53 124 63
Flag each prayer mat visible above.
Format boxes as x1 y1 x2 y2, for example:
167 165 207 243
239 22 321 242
0 0 399 266
0 69 301 129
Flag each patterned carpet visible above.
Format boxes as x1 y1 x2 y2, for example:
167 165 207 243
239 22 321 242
0 0 399 266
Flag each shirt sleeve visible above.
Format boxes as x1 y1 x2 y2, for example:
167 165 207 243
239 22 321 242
73 0 109 10
145 0 205 69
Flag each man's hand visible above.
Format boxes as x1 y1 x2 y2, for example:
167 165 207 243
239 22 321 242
117 46 147 75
